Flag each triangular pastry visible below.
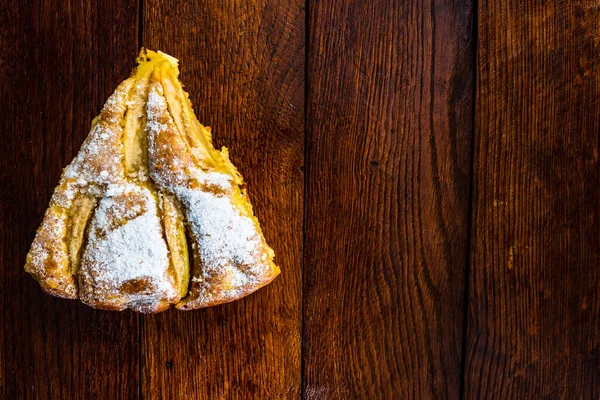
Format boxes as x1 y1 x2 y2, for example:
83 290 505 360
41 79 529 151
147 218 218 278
25 49 280 313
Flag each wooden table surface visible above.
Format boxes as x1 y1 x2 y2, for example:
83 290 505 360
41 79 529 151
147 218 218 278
1 1 598 399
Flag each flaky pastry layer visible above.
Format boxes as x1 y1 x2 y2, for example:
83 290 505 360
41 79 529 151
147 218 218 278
24 49 280 312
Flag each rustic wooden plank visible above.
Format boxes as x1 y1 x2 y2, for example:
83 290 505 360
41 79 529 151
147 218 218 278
465 2 600 398
303 1 474 398
142 1 304 398
0 0 140 398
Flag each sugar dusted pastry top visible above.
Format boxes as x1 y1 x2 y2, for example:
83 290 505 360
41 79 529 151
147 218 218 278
24 49 280 313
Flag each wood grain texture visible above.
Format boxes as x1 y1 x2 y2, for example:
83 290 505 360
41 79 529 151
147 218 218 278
303 0 474 398
141 1 304 398
0 0 140 399
465 2 600 398
4 0 600 398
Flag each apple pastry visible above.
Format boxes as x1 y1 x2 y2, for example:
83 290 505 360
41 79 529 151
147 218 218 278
24 49 280 313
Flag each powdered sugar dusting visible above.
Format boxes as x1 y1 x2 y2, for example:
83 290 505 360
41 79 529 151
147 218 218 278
79 183 178 311
146 82 276 306
63 79 132 187
177 186 266 279
24 79 137 300
146 85 234 191
51 80 134 209
29 209 68 265
24 208 76 297
51 181 78 209
26 51 278 311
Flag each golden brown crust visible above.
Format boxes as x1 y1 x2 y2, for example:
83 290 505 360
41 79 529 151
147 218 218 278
25 49 279 312
25 206 76 298
24 78 134 299
146 80 280 310
77 184 181 313
177 267 279 309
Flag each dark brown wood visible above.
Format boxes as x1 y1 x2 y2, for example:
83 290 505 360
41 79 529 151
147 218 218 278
465 2 600 398
0 0 140 399
141 1 305 398
303 0 474 398
5 0 600 398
